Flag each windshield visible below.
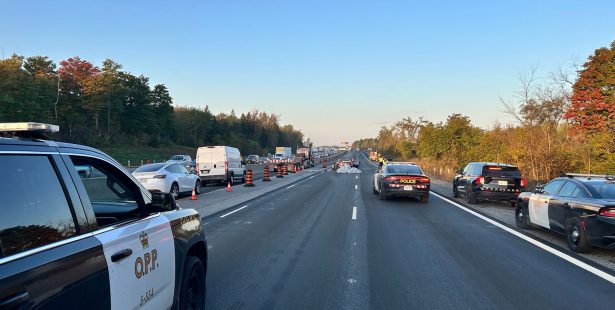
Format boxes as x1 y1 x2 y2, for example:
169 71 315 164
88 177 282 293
588 181 615 199
169 155 184 160
134 163 165 173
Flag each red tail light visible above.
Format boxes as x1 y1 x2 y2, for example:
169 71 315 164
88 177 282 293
599 208 615 217
520 178 527 187
420 177 430 183
477 176 485 184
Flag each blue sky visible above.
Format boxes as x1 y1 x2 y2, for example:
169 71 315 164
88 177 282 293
1 0 614 145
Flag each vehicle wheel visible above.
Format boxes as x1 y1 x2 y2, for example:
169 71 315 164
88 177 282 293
515 203 531 229
242 172 247 183
453 186 460 198
228 173 234 186
420 195 429 203
194 180 201 195
179 256 206 310
565 216 592 253
466 188 477 204
378 185 388 200
171 183 180 199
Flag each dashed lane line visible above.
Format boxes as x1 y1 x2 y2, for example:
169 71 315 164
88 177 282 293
220 205 249 218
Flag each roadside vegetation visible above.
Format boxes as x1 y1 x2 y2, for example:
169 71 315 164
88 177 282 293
0 55 304 162
354 41 615 182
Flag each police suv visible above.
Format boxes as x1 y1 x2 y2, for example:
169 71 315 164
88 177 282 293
515 173 615 253
0 123 207 309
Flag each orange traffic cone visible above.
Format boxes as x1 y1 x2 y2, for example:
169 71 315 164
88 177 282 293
191 188 197 200
227 181 232 192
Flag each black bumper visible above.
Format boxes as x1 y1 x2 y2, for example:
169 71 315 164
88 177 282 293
475 190 519 202
382 185 430 197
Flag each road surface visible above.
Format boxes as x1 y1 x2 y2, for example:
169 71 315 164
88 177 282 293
200 152 615 309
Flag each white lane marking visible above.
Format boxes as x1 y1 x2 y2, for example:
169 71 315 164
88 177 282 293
287 184 296 189
356 175 358 179
352 207 357 220
220 205 249 218
430 191 615 285
355 184 358 190
203 222 210 226
207 245 213 249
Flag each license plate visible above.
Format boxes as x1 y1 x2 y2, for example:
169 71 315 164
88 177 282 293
404 185 413 191
498 181 508 185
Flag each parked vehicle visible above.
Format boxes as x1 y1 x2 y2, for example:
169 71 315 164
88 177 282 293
275 147 292 159
246 154 259 164
453 162 526 205
351 157 359 168
0 122 207 309
133 162 201 198
515 173 615 253
166 154 192 166
296 147 314 168
196 146 246 185
373 162 430 202
259 156 269 164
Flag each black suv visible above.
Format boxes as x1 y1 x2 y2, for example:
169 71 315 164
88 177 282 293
0 123 207 309
453 162 526 205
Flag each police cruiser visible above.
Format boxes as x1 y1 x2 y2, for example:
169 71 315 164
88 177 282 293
0 123 207 309
515 173 615 253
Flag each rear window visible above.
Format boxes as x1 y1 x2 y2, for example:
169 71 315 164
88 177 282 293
134 163 165 172
482 165 521 177
587 181 615 199
386 165 422 175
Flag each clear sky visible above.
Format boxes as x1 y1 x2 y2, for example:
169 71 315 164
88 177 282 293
1 0 614 145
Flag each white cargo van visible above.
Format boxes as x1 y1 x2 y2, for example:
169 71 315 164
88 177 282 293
196 146 246 185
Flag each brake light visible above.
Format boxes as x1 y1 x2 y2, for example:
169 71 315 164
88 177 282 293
420 177 430 183
599 208 615 217
153 175 167 179
384 176 400 182
476 176 485 184
520 178 527 187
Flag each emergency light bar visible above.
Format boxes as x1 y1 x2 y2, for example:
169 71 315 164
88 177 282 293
563 173 615 180
386 162 417 166
0 122 59 133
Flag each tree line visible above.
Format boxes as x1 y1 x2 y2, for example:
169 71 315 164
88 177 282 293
0 55 304 155
354 40 615 182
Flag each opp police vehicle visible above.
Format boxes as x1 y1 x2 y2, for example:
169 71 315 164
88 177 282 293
372 162 431 202
0 123 207 309
515 173 615 253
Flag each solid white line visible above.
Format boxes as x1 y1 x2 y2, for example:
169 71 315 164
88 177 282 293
352 207 357 220
286 184 295 189
355 184 358 190
220 205 249 218
356 175 358 179
430 191 615 285
309 176 315 179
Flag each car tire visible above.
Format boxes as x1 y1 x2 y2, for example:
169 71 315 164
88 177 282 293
466 188 477 204
378 185 388 200
194 180 201 195
420 195 429 203
453 185 460 198
171 183 180 199
515 203 531 229
228 173 234 186
242 172 247 183
179 256 206 310
565 216 592 253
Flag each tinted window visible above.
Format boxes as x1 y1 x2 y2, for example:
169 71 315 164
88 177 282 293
134 163 165 173
558 181 577 197
0 155 77 258
587 181 615 199
573 187 590 199
178 165 189 174
386 165 422 175
543 180 565 195
463 164 472 175
482 165 521 177
170 155 184 160
70 156 141 227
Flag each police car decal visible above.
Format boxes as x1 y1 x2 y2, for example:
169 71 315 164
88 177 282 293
95 214 176 309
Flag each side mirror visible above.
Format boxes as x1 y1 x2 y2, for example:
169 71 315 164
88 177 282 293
149 192 178 212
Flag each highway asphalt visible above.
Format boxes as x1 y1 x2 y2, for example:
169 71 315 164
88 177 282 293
201 152 615 309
